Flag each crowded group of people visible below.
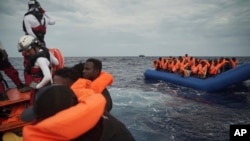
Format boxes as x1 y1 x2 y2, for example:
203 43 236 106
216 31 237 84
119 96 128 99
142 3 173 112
153 54 238 79
1 0 135 140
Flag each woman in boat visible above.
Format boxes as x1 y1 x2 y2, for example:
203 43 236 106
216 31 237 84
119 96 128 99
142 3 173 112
17 35 58 104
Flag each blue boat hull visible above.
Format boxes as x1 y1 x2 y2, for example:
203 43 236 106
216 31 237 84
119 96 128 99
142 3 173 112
144 63 250 92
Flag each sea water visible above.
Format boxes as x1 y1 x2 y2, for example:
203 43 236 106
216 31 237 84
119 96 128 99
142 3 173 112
4 56 250 141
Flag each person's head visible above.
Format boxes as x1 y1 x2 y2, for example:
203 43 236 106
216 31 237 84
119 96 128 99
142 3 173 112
28 0 40 9
83 58 102 81
17 35 42 57
232 57 236 62
53 67 81 87
71 62 85 78
21 85 77 122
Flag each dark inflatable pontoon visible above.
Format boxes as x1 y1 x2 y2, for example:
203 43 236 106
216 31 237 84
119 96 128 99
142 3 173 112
144 63 250 92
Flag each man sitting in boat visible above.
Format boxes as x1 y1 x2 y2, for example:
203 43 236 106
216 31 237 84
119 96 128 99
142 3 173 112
21 72 135 140
83 58 113 112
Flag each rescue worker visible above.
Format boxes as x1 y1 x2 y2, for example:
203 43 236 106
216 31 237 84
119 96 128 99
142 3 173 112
0 41 30 96
83 58 113 112
22 0 56 85
23 0 55 45
17 35 58 104
197 60 210 79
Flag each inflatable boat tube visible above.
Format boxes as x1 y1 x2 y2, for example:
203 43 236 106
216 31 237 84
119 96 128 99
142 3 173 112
144 63 250 92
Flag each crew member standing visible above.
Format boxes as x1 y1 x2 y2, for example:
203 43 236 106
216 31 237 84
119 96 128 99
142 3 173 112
23 0 56 45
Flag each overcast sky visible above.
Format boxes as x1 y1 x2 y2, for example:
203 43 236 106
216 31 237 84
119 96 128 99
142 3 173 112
0 0 250 57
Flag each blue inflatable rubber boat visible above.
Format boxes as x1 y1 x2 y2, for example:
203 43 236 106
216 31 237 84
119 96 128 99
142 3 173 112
144 63 250 92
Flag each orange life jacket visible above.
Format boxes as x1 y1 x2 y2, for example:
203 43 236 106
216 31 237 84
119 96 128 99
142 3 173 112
167 60 172 71
210 64 221 75
22 79 107 141
213 59 226 74
172 60 180 73
153 60 160 70
90 71 113 93
191 63 199 75
208 60 215 75
48 48 64 76
198 62 209 78
230 60 238 68
179 60 189 77
161 59 168 70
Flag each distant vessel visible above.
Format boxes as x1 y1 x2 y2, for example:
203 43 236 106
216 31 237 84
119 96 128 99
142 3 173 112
139 55 145 57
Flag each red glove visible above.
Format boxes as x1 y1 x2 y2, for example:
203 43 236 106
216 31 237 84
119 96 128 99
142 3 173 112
35 1 45 13
39 7 45 13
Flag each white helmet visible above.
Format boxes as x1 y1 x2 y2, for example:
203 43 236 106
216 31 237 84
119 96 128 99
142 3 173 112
17 35 40 52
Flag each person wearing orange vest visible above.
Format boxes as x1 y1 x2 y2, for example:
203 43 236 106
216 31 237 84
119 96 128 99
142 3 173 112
182 54 190 63
53 66 113 95
217 57 228 73
21 84 105 141
210 59 225 77
21 78 135 140
179 58 190 77
166 57 173 72
171 58 180 73
190 60 200 77
52 67 135 141
161 58 168 71
83 58 113 112
186 56 195 71
220 58 231 72
153 59 160 70
197 60 210 79
210 60 217 77
230 57 238 68
207 60 214 77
